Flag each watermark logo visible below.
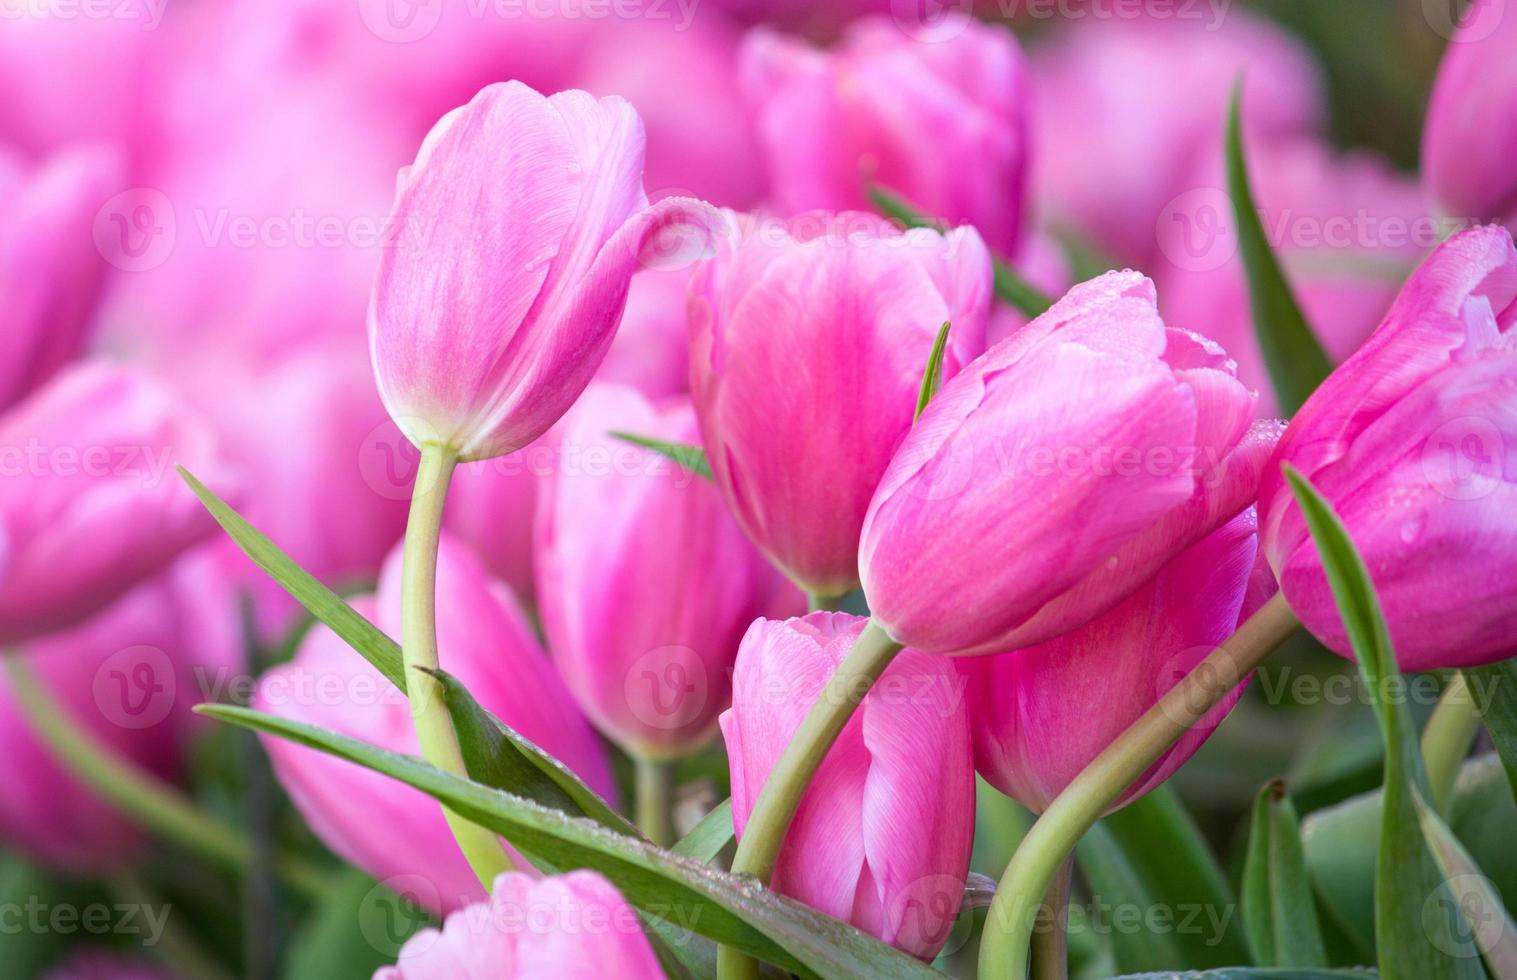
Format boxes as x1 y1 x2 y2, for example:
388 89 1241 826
1421 416 1504 502
1157 187 1237 272
624 646 709 732
94 187 176 272
357 418 423 501
1423 0 1506 41
93 645 176 730
359 875 440 956
890 0 976 41
357 0 444 43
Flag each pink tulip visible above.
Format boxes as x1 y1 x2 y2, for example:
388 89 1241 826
721 612 974 960
375 870 663 979
536 384 802 758
0 556 240 871
255 537 614 913
1156 138 1432 415
1259 225 1517 671
741 14 1031 254
1422 0 1517 226
689 210 992 597
860 270 1280 656
444 443 545 605
1031 13 1323 266
595 268 696 399
369 80 717 462
965 510 1262 813
0 363 235 645
0 145 121 412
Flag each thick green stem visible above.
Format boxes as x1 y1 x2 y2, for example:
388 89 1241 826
634 757 677 847
979 594 1299 978
1422 671 1482 813
2 657 330 900
717 620 904 980
806 591 846 613
1030 858 1074 980
404 444 513 886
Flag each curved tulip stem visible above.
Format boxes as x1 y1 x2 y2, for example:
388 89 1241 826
717 620 905 980
403 443 514 886
2 656 332 900
634 756 677 847
1030 858 1074 980
1422 671 1481 813
979 593 1299 979
806 591 846 612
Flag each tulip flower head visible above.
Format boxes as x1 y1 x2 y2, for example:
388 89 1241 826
721 612 975 960
370 80 718 462
1260 225 1517 670
861 270 1280 656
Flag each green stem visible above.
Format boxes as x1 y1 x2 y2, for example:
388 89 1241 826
1422 671 1482 814
634 756 677 847
1030 858 1074 980
404 444 514 886
806 591 846 613
2 657 331 900
979 593 1299 978
717 620 904 980
108 873 235 980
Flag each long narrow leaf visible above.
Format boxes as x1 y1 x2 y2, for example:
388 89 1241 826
198 704 940 980
916 321 952 420
610 432 713 480
1226 86 1332 415
1412 788 1517 979
1285 466 1479 980
1464 658 1517 802
1242 779 1328 967
673 799 734 864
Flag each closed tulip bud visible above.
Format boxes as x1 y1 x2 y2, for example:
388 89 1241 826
860 270 1280 656
375 871 663 979
0 364 235 645
537 384 802 758
689 210 991 598
741 15 1030 253
0 557 240 871
255 538 614 913
1259 225 1517 670
720 612 974 960
369 80 718 462
1422 2 1517 226
965 510 1262 813
0 145 120 412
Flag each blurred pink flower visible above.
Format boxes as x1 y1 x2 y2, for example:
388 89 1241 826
1260 225 1517 670
689 210 991 596
0 555 240 871
861 271 1280 655
0 363 235 645
596 268 695 399
965 509 1262 813
1031 12 1323 266
721 612 974 960
369 80 717 461
0 144 122 412
255 538 614 913
375 870 662 979
742 14 1031 254
537 384 802 758
444 443 546 606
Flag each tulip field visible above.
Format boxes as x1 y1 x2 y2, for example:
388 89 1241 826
1 1 1515 978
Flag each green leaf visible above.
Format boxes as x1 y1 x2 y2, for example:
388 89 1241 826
609 432 713 480
1284 466 1479 980
1076 785 1250 972
867 184 1055 319
1242 779 1328 967
284 870 431 980
1226 85 1332 415
1464 658 1517 802
1412 788 1517 978
179 467 406 691
199 704 941 980
915 321 952 420
672 798 734 864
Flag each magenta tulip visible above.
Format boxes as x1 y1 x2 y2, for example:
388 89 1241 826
741 14 1030 254
1259 225 1517 670
689 210 992 597
369 80 717 462
0 145 120 412
966 510 1263 813
255 537 614 913
0 557 240 871
721 612 974 960
860 270 1280 656
1032 13 1323 266
1422 0 1517 226
0 364 234 645
537 384 802 758
375 870 663 979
